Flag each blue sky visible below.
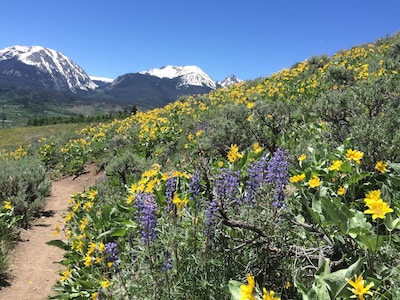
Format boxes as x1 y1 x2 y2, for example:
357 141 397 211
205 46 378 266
1 0 399 81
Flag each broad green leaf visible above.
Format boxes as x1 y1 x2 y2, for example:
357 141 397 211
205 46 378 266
321 258 364 298
98 227 127 238
228 280 243 300
348 172 370 186
46 239 69 250
384 214 400 231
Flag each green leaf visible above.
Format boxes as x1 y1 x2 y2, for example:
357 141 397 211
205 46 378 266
228 280 243 300
320 197 351 233
388 162 400 174
321 258 364 298
348 210 373 238
98 227 127 239
384 214 400 231
356 234 386 252
46 239 69 250
348 172 370 186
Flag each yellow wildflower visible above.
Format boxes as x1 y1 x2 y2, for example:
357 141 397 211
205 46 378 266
52 224 60 236
101 279 111 288
298 154 306 161
87 242 97 255
338 186 346 196
308 175 321 188
83 255 93 267
253 142 263 153
218 161 224 168
83 201 94 212
346 149 364 164
364 198 394 220
60 268 72 282
88 189 98 200
246 102 255 109
262 288 280 300
329 160 343 171
240 274 255 300
289 173 305 183
364 189 381 205
3 201 12 210
227 144 243 163
347 274 374 300
375 161 387 173
172 194 189 215
98 242 105 252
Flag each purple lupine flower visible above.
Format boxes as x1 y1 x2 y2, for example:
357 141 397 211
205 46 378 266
265 147 289 208
161 251 173 271
244 153 269 205
189 169 201 201
165 175 177 214
214 168 240 205
205 199 218 239
105 242 120 268
134 193 158 244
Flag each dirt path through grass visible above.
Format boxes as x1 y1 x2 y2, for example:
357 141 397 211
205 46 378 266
0 164 104 300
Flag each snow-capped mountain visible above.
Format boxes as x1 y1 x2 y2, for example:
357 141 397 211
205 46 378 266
0 45 97 93
217 74 242 87
139 65 217 89
0 45 241 108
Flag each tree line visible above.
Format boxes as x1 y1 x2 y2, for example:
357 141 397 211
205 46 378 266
26 105 137 126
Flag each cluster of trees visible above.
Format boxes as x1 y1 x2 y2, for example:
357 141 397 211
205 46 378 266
26 105 137 126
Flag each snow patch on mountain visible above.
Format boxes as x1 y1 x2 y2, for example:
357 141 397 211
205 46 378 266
89 76 114 83
140 65 217 89
0 45 97 92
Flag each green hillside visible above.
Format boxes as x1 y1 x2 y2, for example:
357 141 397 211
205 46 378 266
1 33 400 299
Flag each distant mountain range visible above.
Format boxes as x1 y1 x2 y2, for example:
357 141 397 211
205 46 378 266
0 45 241 108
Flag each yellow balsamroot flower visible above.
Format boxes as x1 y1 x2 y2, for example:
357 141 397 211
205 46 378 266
262 288 280 300
240 274 255 300
298 154 306 161
3 201 12 210
246 102 255 109
83 255 93 267
52 224 61 236
60 268 72 282
338 186 346 196
289 173 305 183
347 274 374 300
364 198 394 220
253 142 263 153
375 160 387 173
88 189 98 200
329 160 343 171
227 144 243 163
346 149 364 164
172 194 189 215
101 279 111 288
364 189 381 204
218 161 224 168
308 175 321 188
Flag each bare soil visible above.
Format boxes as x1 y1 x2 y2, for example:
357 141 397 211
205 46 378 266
0 164 104 300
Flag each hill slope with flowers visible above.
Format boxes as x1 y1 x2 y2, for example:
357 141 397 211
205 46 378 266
1 33 400 299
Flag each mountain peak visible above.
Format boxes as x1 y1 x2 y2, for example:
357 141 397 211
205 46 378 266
139 65 217 89
0 45 97 93
217 74 242 87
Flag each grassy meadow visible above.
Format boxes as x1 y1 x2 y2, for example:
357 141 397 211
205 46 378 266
1 33 400 299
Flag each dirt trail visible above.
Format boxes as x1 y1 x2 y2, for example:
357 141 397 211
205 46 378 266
0 164 104 300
